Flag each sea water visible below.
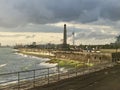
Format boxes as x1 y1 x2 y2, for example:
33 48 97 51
0 47 57 84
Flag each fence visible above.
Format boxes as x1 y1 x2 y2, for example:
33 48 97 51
0 62 116 90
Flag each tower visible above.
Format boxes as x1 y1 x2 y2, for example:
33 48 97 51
63 24 67 45
62 24 69 50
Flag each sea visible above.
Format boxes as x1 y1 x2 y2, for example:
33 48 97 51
0 47 57 84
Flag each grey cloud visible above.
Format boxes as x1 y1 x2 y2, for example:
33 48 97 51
0 34 25 37
100 0 120 21
0 24 63 33
48 0 101 23
0 0 120 28
74 31 116 40
87 32 116 39
25 34 36 38
0 34 36 38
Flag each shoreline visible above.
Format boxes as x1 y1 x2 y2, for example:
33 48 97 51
17 50 54 59
0 48 116 90
17 49 94 68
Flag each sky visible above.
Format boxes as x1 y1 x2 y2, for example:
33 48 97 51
0 0 120 46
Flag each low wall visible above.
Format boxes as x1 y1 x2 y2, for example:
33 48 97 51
54 52 111 63
19 48 112 63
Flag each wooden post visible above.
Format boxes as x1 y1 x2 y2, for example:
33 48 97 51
33 70 35 88
48 68 50 84
18 72 20 90
57 63 60 81
68 70 70 78
75 64 77 76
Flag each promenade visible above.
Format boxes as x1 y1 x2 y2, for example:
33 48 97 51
0 62 115 90
30 63 120 90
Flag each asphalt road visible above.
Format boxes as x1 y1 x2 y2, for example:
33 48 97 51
30 64 120 90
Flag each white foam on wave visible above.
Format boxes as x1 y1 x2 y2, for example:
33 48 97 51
20 53 28 57
39 62 57 67
60 68 67 72
14 52 57 69
12 49 19 52
0 64 7 68
0 81 18 86
15 53 37 59
15 53 28 57
15 52 50 61
41 58 50 61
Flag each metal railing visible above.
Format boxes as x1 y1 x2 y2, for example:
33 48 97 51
0 62 116 90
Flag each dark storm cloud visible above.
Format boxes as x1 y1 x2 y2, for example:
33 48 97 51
48 0 101 23
0 0 120 28
14 0 101 24
100 0 120 21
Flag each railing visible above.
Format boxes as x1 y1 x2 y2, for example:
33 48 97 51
0 62 116 90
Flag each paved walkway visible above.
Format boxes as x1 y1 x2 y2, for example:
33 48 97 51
29 64 120 90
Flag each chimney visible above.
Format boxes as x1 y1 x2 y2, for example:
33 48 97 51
63 24 67 45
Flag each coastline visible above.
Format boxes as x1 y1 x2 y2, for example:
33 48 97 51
0 48 115 90
17 50 54 59
17 48 94 68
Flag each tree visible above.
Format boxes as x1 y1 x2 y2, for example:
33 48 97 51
115 35 120 52
116 35 120 43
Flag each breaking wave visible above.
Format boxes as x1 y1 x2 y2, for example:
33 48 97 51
0 64 7 68
39 62 58 67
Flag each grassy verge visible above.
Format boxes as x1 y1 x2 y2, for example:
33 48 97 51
46 59 94 68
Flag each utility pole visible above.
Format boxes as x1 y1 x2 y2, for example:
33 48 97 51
72 32 75 46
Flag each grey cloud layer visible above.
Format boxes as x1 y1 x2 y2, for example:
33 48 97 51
0 0 120 27
0 34 36 39
0 0 119 44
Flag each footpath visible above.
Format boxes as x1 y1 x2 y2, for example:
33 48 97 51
29 63 120 90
